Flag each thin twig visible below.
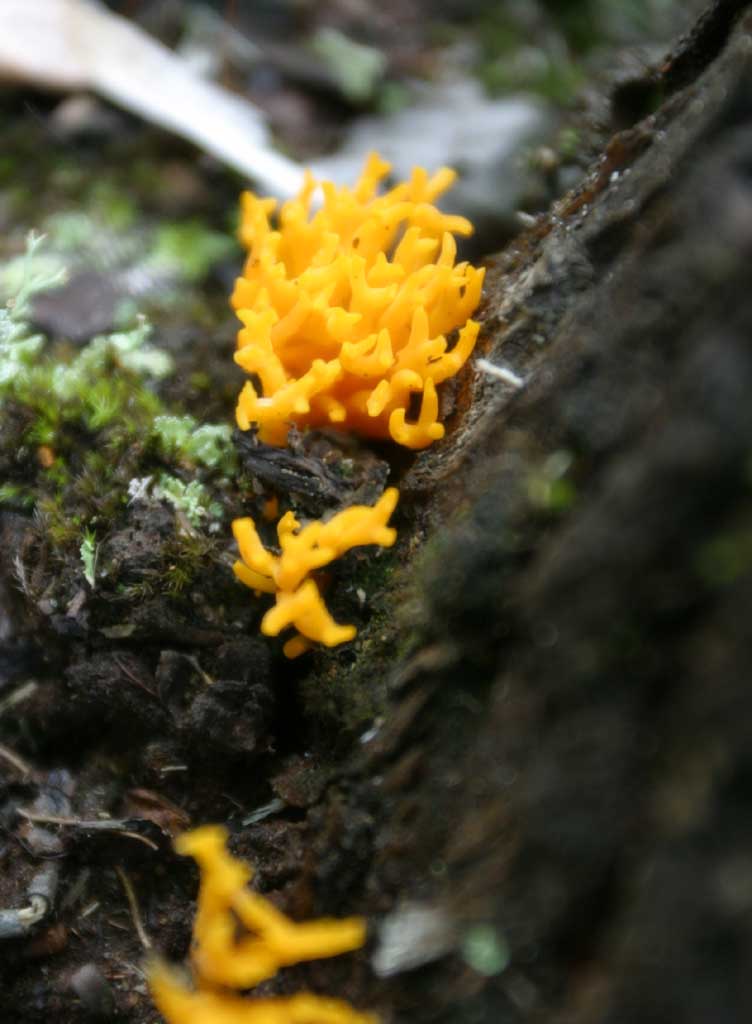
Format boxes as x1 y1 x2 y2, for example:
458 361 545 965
475 358 526 388
116 831 159 852
115 866 152 952
0 743 33 776
0 681 38 718
15 810 159 851
112 655 159 701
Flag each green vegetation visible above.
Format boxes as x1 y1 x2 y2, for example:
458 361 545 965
151 415 235 472
0 235 235 599
527 450 578 512
461 924 511 977
147 221 236 282
0 232 65 382
475 0 678 104
310 27 387 104
696 525 752 587
152 474 223 527
80 528 99 588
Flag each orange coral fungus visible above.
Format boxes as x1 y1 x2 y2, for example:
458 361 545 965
231 153 484 449
149 826 375 1024
232 488 398 658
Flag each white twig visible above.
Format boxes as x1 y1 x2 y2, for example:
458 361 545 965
0 743 33 776
0 0 306 199
115 866 152 951
475 358 525 389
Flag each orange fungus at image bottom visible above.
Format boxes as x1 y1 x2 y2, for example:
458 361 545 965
149 827 377 1024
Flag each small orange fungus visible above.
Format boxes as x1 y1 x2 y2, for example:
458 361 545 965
149 826 375 1024
232 488 398 657
231 153 484 449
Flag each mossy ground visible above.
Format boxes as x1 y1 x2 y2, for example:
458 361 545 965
0 57 435 1019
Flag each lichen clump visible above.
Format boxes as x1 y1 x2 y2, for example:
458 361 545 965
149 826 375 1024
231 153 484 449
233 488 398 658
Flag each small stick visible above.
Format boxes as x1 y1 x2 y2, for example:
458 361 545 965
0 681 38 718
475 358 525 389
0 743 32 776
115 866 152 951
15 811 159 851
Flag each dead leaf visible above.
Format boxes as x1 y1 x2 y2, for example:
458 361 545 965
123 787 190 838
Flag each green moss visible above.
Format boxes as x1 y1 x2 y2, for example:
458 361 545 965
527 451 578 512
297 552 413 737
148 221 237 282
474 10 583 104
162 532 216 597
0 483 34 508
119 579 157 603
481 48 583 105
0 236 235 611
0 155 16 180
39 496 82 547
696 528 752 586
89 179 137 232
474 0 675 104
189 371 212 391
309 28 387 104
4 313 172 459
50 161 85 192
557 127 581 160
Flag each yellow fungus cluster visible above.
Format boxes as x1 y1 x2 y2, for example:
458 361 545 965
150 826 376 1024
231 153 484 449
232 488 398 658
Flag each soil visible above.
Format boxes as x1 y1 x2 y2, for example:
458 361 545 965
2 2 752 1023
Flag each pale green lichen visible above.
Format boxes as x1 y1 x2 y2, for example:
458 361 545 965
3 315 170 445
1 234 231 603
82 319 174 380
2 283 171 413
0 232 66 385
152 415 235 471
43 211 104 253
80 528 99 588
153 474 223 527
527 450 577 512
461 924 510 977
309 27 386 103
